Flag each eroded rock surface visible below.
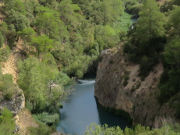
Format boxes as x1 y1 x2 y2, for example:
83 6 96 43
95 47 176 127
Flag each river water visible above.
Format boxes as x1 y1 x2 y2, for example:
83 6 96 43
56 80 130 135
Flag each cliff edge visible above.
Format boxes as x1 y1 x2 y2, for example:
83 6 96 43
95 47 176 128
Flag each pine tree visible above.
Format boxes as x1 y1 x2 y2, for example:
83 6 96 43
134 0 165 43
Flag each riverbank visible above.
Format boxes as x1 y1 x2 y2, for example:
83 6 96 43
57 79 131 135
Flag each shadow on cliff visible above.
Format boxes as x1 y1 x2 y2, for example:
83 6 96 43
95 98 132 129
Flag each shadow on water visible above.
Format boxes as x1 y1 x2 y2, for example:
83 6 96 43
96 101 132 129
57 79 131 135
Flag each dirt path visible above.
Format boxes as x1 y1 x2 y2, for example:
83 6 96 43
1 39 24 83
1 52 18 83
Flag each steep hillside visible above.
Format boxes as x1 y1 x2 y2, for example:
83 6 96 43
0 42 38 135
95 48 178 127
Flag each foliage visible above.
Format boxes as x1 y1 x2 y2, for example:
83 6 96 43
158 5 180 118
85 124 180 135
0 108 16 135
74 0 124 25
33 112 59 125
31 35 54 55
0 46 10 63
168 6 180 36
1 0 130 79
0 69 16 100
29 122 52 135
125 0 142 17
0 32 4 48
124 0 166 77
134 0 165 44
17 56 63 113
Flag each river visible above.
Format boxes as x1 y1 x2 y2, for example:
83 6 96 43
56 80 130 135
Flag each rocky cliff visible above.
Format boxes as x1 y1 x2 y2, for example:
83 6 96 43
95 47 176 128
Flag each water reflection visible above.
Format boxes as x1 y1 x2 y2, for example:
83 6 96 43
57 80 130 135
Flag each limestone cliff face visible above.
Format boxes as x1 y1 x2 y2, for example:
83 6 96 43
95 48 176 128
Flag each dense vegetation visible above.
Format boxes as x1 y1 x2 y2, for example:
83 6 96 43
85 124 180 135
0 68 16 100
0 108 16 135
0 0 131 134
124 0 180 119
0 0 180 134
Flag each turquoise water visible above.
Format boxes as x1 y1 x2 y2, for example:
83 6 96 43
57 80 129 135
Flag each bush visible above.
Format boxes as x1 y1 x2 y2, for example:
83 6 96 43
0 46 10 63
0 32 4 48
125 0 142 17
0 71 16 100
33 112 59 125
29 122 52 135
85 124 180 135
0 108 16 135
55 72 71 86
17 56 64 113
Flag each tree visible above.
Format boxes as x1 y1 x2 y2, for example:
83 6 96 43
169 6 180 36
134 0 165 44
102 0 124 24
3 0 26 14
124 0 166 77
31 35 54 55
58 0 84 27
18 27 35 42
35 7 68 41
159 39 180 102
95 25 119 52
17 56 62 113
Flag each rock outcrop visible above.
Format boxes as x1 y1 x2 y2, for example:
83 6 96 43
0 88 25 115
95 47 176 128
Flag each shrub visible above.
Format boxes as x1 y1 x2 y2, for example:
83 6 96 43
85 124 180 135
0 108 16 135
0 46 10 63
0 71 16 100
33 112 59 125
17 56 64 113
29 122 52 135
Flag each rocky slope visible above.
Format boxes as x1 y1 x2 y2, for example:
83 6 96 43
95 47 176 128
0 42 38 135
1 46 25 114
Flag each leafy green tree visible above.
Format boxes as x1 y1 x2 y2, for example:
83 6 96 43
169 6 180 36
74 0 124 25
159 38 180 104
3 0 26 14
31 35 54 55
124 0 166 77
102 0 124 25
58 0 84 27
17 56 63 113
35 7 68 41
134 0 165 44
158 6 180 118
18 27 36 42
95 25 119 52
